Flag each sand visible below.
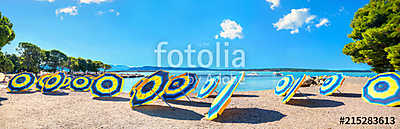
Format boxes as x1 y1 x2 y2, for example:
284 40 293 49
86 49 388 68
0 77 399 129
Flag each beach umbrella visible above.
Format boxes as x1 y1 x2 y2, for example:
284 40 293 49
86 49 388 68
60 76 73 89
205 72 245 120
7 72 36 92
362 72 400 106
128 74 165 97
274 75 295 96
86 74 96 79
162 73 199 100
129 78 144 97
320 74 345 96
197 76 220 99
70 76 92 92
36 74 51 90
42 72 67 93
282 74 306 104
90 73 124 97
130 70 169 107
169 74 176 78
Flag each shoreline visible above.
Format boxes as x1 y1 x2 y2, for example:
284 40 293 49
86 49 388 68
109 68 373 73
0 77 398 128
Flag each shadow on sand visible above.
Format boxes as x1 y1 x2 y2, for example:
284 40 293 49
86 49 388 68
93 97 130 102
0 97 7 106
331 93 361 98
213 108 286 124
43 91 69 96
133 105 204 120
7 90 37 94
287 99 344 108
293 93 316 97
207 94 259 98
167 100 211 107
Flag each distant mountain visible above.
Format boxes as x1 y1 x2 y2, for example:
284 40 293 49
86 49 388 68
107 65 372 72
128 66 212 71
108 65 136 71
108 65 212 72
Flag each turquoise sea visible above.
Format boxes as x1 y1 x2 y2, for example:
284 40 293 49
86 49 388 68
119 71 377 93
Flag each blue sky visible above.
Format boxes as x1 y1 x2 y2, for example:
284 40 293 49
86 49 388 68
1 0 371 70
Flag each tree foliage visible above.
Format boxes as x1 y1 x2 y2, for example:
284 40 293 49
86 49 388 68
14 43 111 73
0 52 14 73
343 0 400 73
0 12 15 49
0 11 111 74
104 64 111 71
77 57 88 73
91 60 104 73
66 57 79 73
6 53 21 73
17 42 42 73
41 49 68 72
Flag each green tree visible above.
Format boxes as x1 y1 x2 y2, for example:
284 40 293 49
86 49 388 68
6 53 22 73
0 12 15 49
86 59 98 73
17 42 42 73
77 57 87 73
40 49 68 72
40 50 50 71
47 49 67 72
103 64 111 72
343 0 400 73
66 56 79 73
385 43 400 70
92 60 104 74
0 52 14 73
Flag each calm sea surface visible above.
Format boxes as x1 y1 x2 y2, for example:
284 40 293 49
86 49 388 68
119 71 377 93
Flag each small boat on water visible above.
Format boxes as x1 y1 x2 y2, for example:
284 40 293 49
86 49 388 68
247 72 259 76
273 72 283 76
120 73 144 78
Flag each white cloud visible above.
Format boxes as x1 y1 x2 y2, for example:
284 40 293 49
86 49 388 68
306 25 311 32
109 9 120 16
316 18 329 28
218 19 243 40
56 6 78 16
96 9 120 16
79 0 112 4
265 0 280 10
97 11 105 15
36 0 55 2
273 8 317 34
339 6 344 12
290 29 299 34
108 9 120 16
305 15 316 23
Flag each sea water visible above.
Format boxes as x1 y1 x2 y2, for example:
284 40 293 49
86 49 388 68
120 71 377 93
